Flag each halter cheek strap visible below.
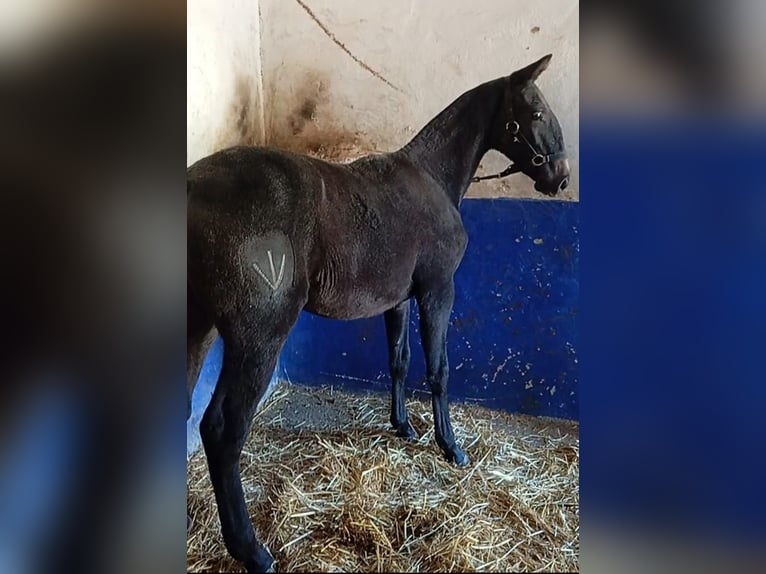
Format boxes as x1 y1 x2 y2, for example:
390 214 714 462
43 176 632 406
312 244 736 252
472 120 566 183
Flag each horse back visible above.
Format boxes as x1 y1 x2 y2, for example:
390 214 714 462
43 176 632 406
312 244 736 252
187 146 466 321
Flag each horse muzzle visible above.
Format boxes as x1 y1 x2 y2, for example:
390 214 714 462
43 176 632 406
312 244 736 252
535 159 570 196
535 174 569 196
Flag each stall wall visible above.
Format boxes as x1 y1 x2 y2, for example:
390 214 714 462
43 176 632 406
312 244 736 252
188 0 579 199
187 0 265 165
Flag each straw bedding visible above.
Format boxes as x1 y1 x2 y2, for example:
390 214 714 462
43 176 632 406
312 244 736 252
187 381 579 572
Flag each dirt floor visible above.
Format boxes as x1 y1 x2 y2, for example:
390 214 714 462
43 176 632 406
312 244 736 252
264 383 576 442
187 382 579 572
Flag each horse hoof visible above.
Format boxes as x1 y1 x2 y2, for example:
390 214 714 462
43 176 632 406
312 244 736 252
394 421 418 440
244 544 275 573
447 447 470 467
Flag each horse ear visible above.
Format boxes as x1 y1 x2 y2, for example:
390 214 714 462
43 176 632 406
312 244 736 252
510 54 552 85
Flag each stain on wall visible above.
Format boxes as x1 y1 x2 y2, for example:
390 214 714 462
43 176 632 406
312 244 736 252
214 74 261 150
265 72 375 161
187 0 265 165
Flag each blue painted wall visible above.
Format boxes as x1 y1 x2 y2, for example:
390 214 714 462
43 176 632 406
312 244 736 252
189 197 579 433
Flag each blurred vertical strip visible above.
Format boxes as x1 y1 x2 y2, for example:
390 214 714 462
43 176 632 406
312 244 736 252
0 2 186 574
580 0 766 572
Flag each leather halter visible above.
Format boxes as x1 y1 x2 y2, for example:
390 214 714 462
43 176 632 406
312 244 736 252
472 120 567 182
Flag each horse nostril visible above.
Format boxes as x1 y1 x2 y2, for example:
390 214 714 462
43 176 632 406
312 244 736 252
558 177 569 191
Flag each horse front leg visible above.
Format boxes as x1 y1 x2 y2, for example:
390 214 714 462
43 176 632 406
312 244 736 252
415 278 470 466
384 299 417 439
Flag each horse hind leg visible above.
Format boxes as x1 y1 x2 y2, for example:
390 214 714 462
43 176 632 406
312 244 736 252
200 286 307 573
187 282 217 533
384 300 417 440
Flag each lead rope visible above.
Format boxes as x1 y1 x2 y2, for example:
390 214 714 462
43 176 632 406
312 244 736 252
471 163 521 182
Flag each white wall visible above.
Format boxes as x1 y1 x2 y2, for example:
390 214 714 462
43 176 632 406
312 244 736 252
187 0 579 200
186 0 264 165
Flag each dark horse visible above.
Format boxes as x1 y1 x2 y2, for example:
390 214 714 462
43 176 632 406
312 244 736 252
187 54 569 572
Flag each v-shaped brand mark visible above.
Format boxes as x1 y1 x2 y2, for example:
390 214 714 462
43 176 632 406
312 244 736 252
253 250 286 291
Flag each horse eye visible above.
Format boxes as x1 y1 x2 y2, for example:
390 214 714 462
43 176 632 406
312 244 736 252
533 111 543 120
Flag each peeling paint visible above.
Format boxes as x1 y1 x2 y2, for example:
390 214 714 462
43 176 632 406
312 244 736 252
490 350 514 384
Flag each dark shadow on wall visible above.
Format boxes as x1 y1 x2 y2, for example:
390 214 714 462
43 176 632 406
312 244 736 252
219 70 376 161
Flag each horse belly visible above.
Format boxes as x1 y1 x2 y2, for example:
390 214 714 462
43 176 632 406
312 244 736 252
305 257 413 320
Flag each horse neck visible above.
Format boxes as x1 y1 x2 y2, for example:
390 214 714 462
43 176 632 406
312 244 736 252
401 79 502 206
